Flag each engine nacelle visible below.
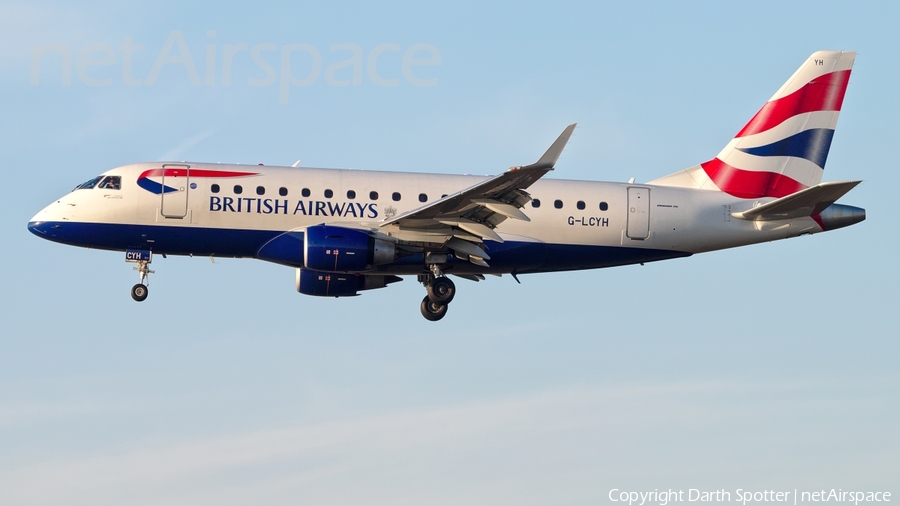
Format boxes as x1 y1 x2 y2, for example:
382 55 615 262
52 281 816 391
257 225 396 271
304 225 397 272
296 268 402 297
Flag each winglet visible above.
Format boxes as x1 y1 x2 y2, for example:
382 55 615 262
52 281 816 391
520 123 576 170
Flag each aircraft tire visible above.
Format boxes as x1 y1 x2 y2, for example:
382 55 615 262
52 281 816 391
427 276 456 305
131 283 148 302
420 295 448 321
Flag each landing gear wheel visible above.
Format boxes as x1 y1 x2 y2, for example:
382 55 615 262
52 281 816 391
131 283 148 302
420 295 448 321
427 276 456 305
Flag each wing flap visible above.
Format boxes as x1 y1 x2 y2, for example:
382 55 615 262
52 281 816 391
445 237 491 260
470 199 531 221
437 218 504 243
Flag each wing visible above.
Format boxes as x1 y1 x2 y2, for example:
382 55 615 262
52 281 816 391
380 123 576 266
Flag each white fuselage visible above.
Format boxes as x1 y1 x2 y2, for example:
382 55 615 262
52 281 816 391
29 162 823 276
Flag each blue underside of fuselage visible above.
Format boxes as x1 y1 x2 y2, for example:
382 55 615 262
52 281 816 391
27 221 691 275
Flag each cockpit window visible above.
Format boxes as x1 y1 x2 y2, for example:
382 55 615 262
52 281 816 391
98 176 121 190
74 176 104 190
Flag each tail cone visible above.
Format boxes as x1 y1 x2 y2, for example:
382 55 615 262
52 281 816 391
815 203 865 231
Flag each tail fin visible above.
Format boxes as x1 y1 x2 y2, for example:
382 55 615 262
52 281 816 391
650 51 855 198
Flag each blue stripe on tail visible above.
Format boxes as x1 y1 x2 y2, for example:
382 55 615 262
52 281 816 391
737 128 835 169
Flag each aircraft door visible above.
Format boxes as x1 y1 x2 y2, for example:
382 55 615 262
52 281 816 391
160 164 190 218
626 187 650 240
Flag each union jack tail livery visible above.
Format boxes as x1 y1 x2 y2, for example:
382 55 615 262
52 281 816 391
651 51 855 199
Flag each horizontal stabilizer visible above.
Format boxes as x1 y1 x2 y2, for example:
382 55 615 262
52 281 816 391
732 181 861 221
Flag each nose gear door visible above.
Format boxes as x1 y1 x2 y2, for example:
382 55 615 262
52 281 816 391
161 164 190 218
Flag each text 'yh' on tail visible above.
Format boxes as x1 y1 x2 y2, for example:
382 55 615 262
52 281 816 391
651 51 856 199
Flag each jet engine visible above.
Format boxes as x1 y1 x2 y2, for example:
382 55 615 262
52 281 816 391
304 224 396 272
256 225 397 271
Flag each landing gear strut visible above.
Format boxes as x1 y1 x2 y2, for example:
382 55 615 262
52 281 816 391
419 265 455 321
127 251 154 302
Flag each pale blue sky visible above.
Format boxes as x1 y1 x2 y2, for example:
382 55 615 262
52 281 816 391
1 1 898 505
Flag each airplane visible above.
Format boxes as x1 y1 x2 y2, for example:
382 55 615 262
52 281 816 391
28 50 865 321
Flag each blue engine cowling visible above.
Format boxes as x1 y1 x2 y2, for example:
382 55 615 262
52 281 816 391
296 268 402 297
256 225 396 271
304 225 371 271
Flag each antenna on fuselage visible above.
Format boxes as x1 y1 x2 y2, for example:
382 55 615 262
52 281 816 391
292 160 302 167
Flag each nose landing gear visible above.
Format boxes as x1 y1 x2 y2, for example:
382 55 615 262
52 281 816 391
126 249 154 302
419 265 456 321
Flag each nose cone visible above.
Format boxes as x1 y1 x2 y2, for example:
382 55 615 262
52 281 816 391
27 218 64 241
816 203 866 231
28 199 72 242
29 206 51 238
28 219 43 236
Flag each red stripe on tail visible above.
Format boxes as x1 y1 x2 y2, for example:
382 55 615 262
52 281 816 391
701 158 806 199
736 70 850 137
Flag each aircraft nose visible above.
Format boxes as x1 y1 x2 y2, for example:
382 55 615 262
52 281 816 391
29 206 48 236
27 220 58 238
28 200 70 239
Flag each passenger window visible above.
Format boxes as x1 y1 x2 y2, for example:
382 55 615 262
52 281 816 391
392 192 401 201
441 194 448 198
211 184 220 193
234 185 243 194
256 186 265 196
279 187 288 196
532 199 541 208
599 202 609 211
370 191 379 200
577 200 585 210
347 190 356 199
302 188 311 197
554 199 563 209
418 193 428 203
324 189 333 198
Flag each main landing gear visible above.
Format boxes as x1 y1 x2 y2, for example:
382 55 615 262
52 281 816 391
419 265 456 321
126 249 154 302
